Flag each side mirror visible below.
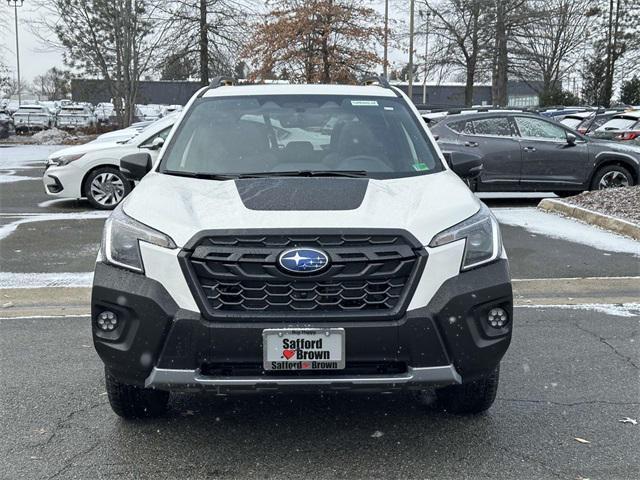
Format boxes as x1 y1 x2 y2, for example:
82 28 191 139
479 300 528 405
142 136 165 150
443 150 483 179
120 152 153 181
566 133 577 146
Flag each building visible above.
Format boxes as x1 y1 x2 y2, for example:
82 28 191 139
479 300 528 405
71 78 543 108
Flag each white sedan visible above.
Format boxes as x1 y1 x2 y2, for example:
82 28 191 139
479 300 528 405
43 115 177 209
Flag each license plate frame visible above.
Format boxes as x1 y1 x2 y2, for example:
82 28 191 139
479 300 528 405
262 328 346 371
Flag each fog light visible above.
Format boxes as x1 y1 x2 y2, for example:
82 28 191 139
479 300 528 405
487 307 508 328
96 311 118 331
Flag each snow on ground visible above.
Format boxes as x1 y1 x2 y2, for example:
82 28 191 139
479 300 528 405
0 171 38 184
0 145 64 167
0 211 111 241
0 272 94 289
30 128 72 145
493 207 640 256
516 303 640 318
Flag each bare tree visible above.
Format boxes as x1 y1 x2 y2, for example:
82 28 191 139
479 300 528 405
510 0 593 103
418 0 492 106
245 0 383 84
32 0 174 126
157 0 257 86
33 67 72 100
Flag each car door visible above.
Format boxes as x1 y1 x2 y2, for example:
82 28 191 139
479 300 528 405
455 116 522 190
514 116 590 188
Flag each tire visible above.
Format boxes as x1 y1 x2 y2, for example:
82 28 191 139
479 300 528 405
83 166 132 210
590 164 635 190
553 191 578 198
105 368 169 419
435 365 500 415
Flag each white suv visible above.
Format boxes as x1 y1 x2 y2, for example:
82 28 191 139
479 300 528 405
92 79 512 419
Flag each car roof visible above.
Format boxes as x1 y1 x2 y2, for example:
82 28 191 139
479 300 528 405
439 111 542 122
201 83 398 99
610 110 640 119
563 111 595 120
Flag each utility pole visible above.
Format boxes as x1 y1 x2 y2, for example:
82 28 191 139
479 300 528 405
8 0 24 106
383 0 389 77
419 9 431 105
408 0 415 101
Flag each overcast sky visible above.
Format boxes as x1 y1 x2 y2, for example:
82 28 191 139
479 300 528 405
1 1 409 83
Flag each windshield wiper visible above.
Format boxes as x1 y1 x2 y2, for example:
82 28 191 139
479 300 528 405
162 170 239 180
237 170 368 179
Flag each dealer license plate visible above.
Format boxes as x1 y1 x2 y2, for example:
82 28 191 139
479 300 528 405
263 328 345 371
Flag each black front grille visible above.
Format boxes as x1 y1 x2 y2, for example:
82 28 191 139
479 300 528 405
180 231 426 321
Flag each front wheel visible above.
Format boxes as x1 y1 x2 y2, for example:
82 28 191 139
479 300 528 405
84 167 132 210
590 165 634 190
435 365 500 414
105 368 169 419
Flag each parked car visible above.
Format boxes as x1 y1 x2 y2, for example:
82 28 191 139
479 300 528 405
56 104 97 130
90 122 154 144
572 109 625 135
430 112 640 195
0 111 16 139
538 106 590 120
559 111 595 130
95 103 115 125
160 104 182 117
592 111 640 145
108 105 143 127
137 104 162 122
13 104 56 133
43 114 177 209
93 80 512 419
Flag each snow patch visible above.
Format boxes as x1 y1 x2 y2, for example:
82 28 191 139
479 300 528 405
0 145 63 167
0 211 110 241
0 170 38 183
493 207 640 255
31 128 72 145
516 303 640 318
0 272 94 288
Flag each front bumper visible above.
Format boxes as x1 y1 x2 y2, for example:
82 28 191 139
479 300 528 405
42 164 83 198
92 259 512 391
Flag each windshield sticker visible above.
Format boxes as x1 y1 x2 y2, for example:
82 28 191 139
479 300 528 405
350 100 379 107
412 163 430 171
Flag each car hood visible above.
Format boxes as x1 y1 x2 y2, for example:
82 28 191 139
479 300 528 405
122 170 480 248
48 141 126 160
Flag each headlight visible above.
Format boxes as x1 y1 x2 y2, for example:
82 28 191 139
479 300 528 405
101 204 176 273
49 153 85 166
429 203 501 270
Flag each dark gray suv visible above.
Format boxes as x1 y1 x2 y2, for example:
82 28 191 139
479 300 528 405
431 112 640 195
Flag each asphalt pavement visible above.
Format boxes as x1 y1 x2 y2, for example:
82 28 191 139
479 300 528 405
1 144 639 479
1 308 638 479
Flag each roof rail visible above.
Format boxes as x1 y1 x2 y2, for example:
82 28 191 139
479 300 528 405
361 75 391 89
209 77 236 88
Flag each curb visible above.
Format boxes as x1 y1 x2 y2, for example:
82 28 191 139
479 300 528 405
538 198 640 241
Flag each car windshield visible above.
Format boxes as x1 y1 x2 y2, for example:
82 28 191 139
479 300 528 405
598 117 639 131
160 95 442 178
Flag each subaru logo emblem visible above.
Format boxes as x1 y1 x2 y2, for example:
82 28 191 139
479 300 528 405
278 248 330 274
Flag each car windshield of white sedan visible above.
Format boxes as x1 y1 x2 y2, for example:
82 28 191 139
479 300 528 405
160 95 441 178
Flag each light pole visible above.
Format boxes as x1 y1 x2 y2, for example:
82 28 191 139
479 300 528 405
408 0 415 101
419 9 431 105
8 0 24 106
